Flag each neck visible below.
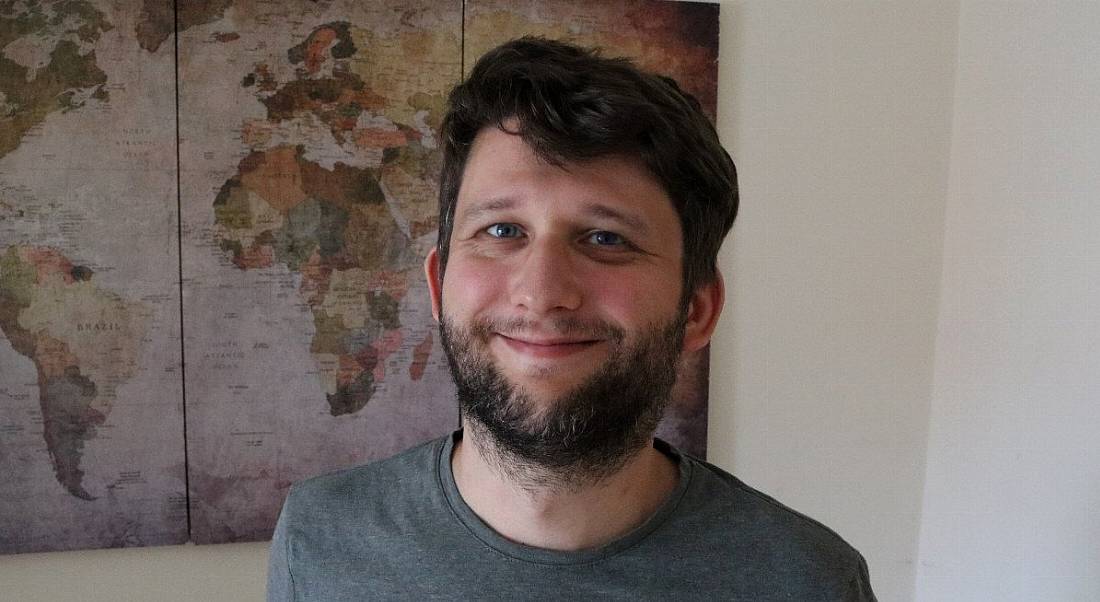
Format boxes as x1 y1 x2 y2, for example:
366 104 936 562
451 423 680 552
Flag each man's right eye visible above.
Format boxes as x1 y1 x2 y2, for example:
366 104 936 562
485 223 522 238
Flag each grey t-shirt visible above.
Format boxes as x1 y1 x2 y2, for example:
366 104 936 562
267 431 876 601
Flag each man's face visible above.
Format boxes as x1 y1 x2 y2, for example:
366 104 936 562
425 126 718 479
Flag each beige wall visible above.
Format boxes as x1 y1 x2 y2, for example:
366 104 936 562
0 541 268 601
915 2 1100 599
9 2 1093 602
711 2 958 600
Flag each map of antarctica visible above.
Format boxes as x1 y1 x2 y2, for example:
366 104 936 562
0 0 719 553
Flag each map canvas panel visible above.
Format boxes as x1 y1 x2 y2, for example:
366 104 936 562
178 0 463 544
464 0 719 119
1 0 720 554
0 0 187 554
464 0 721 458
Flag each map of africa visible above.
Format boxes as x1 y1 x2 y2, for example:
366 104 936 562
1 0 719 553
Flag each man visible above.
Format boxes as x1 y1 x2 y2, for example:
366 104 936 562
268 38 876 601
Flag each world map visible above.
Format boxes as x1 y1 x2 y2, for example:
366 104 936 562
0 0 719 553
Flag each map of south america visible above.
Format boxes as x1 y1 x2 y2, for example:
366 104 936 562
0 246 149 500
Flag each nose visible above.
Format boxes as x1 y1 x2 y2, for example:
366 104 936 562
508 238 583 315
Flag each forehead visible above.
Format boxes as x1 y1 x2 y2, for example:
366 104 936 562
455 127 680 234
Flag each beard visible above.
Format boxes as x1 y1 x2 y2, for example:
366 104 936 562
439 311 686 490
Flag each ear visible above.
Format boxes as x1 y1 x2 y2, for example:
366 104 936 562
681 270 725 354
424 247 443 322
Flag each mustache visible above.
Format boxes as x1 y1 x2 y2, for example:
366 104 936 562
463 316 626 343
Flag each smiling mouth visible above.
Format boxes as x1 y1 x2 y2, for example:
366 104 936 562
495 334 603 359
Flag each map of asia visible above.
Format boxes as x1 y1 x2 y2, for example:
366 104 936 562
0 0 720 553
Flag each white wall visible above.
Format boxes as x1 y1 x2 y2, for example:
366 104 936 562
711 2 959 600
915 2 1100 600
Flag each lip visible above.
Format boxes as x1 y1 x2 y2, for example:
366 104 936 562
495 333 602 359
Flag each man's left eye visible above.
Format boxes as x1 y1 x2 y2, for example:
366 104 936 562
587 231 625 246
486 223 522 238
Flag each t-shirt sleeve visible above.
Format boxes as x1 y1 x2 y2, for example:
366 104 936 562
847 552 878 602
266 497 296 602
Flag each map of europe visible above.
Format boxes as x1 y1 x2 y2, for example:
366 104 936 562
0 0 720 553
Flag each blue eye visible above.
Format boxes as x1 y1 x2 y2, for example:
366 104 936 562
486 223 522 238
588 231 625 246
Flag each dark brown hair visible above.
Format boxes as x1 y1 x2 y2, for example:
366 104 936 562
437 37 738 299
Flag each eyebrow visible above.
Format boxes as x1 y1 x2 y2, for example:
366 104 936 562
457 198 650 235
458 197 518 224
581 202 649 235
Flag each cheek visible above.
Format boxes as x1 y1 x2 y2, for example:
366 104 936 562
440 260 503 315
577 271 673 324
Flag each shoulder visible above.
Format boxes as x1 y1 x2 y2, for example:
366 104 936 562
667 451 875 599
280 435 446 525
700 458 860 553
269 435 457 600
677 453 858 550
